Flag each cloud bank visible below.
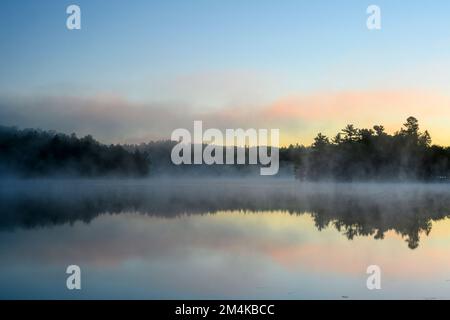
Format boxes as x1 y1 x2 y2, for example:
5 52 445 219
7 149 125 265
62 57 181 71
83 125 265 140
1 89 449 146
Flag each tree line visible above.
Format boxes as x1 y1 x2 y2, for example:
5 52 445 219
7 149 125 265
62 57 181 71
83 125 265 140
0 126 149 177
1 117 449 180
280 117 449 181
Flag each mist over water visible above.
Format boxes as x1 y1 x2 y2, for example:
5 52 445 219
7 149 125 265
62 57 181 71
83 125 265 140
1 178 450 299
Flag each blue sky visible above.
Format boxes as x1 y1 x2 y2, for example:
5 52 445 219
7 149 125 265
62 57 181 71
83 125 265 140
1 1 450 144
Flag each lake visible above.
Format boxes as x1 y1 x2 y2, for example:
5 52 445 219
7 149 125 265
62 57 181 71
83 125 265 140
1 178 450 299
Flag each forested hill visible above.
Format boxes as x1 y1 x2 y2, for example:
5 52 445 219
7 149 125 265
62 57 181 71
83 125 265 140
1 117 450 180
128 117 450 181
0 126 149 177
284 117 450 181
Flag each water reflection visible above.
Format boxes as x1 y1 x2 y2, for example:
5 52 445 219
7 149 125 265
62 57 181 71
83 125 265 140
1 179 450 249
1 179 450 299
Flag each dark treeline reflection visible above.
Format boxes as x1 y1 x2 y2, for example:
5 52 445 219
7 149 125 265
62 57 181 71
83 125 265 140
1 179 450 249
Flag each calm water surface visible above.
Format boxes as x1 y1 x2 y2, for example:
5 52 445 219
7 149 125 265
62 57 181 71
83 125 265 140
1 179 450 299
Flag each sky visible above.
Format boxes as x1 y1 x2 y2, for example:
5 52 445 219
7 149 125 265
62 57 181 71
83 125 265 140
1 0 450 146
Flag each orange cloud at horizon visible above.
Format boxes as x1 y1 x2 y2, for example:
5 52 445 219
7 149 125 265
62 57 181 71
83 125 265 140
3 89 450 147
260 90 450 147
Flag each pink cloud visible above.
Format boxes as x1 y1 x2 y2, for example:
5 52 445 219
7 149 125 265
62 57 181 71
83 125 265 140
2 89 450 146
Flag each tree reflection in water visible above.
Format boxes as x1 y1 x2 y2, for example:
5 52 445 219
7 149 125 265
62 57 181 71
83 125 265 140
1 179 449 249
